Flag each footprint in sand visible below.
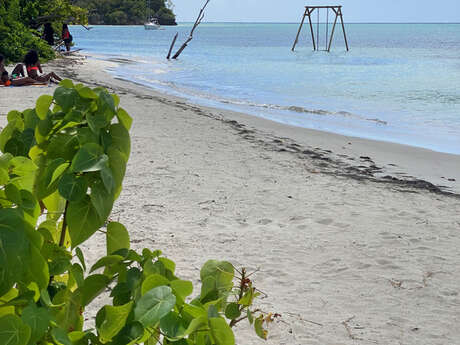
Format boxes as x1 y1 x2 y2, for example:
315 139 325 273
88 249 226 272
258 218 272 225
316 218 333 225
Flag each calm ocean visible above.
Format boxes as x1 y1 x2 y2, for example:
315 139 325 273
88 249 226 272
72 23 460 154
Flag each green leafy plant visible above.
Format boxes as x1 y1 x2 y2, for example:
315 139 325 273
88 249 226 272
0 80 271 344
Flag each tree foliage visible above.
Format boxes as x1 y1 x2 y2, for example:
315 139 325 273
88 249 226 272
70 0 177 25
0 0 87 63
0 81 271 344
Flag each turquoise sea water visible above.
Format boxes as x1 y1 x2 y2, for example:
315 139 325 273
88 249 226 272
72 23 460 154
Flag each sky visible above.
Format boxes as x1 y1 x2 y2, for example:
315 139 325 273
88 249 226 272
172 0 460 23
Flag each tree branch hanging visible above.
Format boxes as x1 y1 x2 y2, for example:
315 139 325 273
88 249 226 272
167 0 211 60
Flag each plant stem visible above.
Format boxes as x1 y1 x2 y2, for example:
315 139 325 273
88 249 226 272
59 201 69 247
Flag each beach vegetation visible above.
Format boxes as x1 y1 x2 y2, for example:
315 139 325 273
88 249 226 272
0 81 270 344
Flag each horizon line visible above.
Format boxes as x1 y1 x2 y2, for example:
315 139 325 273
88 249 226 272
176 21 460 25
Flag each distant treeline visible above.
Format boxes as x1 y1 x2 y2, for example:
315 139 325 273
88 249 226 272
70 0 177 25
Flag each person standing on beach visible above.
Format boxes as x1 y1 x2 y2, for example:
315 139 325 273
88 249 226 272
43 23 55 46
62 24 72 52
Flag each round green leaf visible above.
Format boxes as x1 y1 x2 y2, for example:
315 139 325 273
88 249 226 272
0 209 30 296
134 286 176 327
170 280 193 300
141 274 170 296
59 79 74 89
209 317 235 345
67 195 104 248
71 143 107 173
97 301 133 343
53 87 77 112
116 108 132 130
109 124 130 158
21 304 51 345
106 222 130 255
224 303 241 320
35 95 53 120
0 314 31 345
58 173 88 202
79 274 111 306
4 138 26 157
160 312 187 339
78 87 97 99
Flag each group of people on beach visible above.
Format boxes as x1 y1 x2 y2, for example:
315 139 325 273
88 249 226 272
0 50 62 87
43 23 73 52
1 23 72 87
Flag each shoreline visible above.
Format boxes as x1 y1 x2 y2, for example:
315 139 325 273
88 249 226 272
82 54 460 195
1 55 460 344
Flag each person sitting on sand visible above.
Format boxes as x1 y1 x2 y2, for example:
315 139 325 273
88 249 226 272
24 50 62 83
0 54 44 86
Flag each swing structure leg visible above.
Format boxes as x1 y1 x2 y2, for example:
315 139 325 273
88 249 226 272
338 7 349 51
307 9 316 51
327 8 339 52
291 8 308 51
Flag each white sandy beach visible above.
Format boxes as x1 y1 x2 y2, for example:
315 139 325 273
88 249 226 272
1 56 460 345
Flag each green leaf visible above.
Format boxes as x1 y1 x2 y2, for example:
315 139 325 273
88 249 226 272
35 95 53 120
110 322 144 345
116 108 132 130
0 314 31 345
106 222 130 255
109 124 130 158
87 113 108 134
0 122 18 152
209 317 235 345
224 303 241 320
51 327 72 345
254 315 268 340
100 166 115 193
98 90 116 115
5 183 22 205
75 247 86 271
47 133 79 161
7 111 22 123
141 274 170 296
67 195 103 248
58 174 88 202
0 167 9 185
170 280 193 300
90 179 114 222
160 312 187 340
59 79 74 89
4 138 26 157
22 109 38 131
90 255 124 273
71 143 107 173
21 304 51 345
0 209 30 296
134 286 176 327
79 274 110 306
96 302 133 343
77 87 97 99
70 263 85 288
200 261 234 303
54 87 78 112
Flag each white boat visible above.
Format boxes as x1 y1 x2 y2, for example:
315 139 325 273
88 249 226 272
144 18 160 30
144 0 160 30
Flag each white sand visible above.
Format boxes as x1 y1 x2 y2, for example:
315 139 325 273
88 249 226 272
1 56 460 345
